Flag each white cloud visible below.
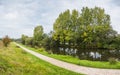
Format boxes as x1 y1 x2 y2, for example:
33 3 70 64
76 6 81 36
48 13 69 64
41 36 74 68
4 11 19 20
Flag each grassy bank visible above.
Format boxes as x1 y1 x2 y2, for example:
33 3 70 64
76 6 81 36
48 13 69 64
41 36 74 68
0 42 82 75
20 43 120 69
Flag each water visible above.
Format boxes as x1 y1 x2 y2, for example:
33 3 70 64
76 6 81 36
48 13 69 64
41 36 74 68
59 47 120 61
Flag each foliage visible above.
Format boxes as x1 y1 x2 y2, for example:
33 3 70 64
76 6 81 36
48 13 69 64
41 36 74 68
25 37 33 46
20 7 120 59
53 7 117 49
111 34 120 49
21 34 28 45
33 25 43 47
108 57 118 65
2 35 11 47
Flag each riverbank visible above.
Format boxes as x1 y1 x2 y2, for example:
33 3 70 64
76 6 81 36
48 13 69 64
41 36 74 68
20 43 120 69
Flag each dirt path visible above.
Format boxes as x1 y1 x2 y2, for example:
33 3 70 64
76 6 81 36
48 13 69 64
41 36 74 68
15 43 120 75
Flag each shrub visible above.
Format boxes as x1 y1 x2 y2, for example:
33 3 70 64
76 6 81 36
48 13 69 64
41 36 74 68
2 35 11 47
38 48 45 52
108 57 117 65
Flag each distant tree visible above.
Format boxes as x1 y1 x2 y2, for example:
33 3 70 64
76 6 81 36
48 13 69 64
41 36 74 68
21 34 28 45
42 32 59 54
42 35 50 50
33 25 43 47
2 35 11 47
25 37 33 46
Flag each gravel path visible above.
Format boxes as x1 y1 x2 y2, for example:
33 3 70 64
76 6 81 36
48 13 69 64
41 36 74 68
15 43 120 75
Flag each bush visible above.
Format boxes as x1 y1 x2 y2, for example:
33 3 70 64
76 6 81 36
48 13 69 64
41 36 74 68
108 57 117 65
2 35 11 47
38 48 45 52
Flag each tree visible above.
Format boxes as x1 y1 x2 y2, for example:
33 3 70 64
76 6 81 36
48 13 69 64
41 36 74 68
110 34 120 49
25 37 33 46
53 10 72 54
77 7 114 48
33 25 43 47
2 35 11 47
53 7 116 50
21 34 28 45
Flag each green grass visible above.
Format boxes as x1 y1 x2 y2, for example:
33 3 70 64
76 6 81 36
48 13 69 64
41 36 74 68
0 42 82 75
20 43 120 69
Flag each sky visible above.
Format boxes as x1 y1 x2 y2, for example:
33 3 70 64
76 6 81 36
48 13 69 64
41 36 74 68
0 0 120 38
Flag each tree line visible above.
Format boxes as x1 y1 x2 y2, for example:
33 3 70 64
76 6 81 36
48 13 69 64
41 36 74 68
21 7 120 54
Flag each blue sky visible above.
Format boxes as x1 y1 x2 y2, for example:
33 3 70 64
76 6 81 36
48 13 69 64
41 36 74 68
0 0 120 38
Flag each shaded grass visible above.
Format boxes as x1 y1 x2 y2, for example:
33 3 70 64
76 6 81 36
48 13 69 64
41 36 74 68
20 43 120 69
0 42 82 75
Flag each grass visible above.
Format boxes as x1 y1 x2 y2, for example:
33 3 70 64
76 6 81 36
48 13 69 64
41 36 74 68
0 42 82 75
20 43 120 69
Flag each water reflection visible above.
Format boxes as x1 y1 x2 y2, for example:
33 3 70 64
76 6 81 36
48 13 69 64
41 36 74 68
59 47 120 61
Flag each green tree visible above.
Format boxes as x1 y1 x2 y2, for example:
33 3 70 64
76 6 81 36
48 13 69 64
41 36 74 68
53 7 116 50
111 34 120 49
53 10 71 54
25 37 33 46
33 25 43 47
78 7 114 48
21 34 28 45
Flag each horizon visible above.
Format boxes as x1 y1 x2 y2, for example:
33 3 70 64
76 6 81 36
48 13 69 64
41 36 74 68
0 0 120 38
